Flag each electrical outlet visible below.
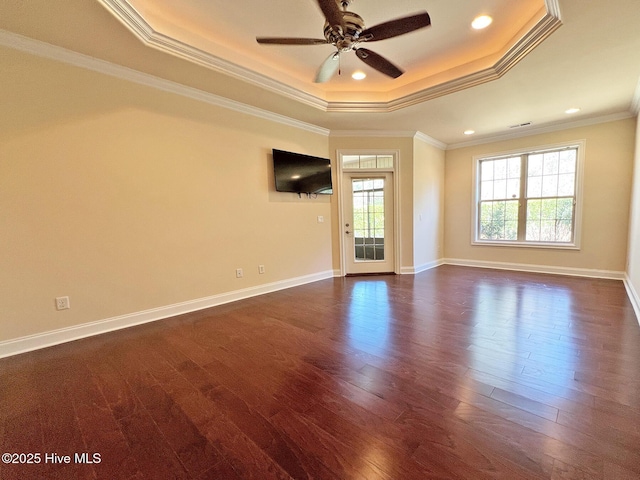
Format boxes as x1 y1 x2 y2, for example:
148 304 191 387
258 265 265 274
55 296 70 310
317 215 324 223
236 268 243 278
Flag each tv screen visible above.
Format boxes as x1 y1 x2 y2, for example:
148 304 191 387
272 149 333 195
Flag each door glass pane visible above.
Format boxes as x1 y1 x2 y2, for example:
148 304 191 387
352 178 385 261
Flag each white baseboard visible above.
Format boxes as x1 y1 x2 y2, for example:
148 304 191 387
400 259 444 275
2 262 634 359
443 258 625 280
0 270 334 359
623 274 640 326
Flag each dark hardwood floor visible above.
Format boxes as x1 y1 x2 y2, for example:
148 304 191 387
1 265 640 479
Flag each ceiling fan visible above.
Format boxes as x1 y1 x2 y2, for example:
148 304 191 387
256 0 431 83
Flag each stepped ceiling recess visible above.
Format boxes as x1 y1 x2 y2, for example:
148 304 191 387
1 0 640 145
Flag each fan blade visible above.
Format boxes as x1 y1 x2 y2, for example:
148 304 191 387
316 0 345 32
360 11 431 42
355 48 403 78
314 52 340 83
257 37 328 45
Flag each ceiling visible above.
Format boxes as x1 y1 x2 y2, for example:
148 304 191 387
1 0 640 146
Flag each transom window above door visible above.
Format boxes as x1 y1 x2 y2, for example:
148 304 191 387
342 154 394 170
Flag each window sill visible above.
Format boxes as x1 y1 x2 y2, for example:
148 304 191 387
471 240 580 250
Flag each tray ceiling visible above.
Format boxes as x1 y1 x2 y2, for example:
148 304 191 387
100 0 559 110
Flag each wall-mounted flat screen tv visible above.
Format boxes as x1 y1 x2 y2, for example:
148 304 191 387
273 149 333 195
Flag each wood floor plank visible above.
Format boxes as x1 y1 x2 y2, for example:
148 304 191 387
1 265 639 478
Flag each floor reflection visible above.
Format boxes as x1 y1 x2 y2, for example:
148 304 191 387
347 280 391 357
469 277 578 398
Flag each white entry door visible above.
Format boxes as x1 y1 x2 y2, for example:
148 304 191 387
343 173 395 275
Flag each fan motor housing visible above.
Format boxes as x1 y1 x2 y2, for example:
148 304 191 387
324 11 365 48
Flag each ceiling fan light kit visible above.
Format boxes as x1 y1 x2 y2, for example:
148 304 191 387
256 0 431 83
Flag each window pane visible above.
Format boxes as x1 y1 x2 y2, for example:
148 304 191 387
525 198 573 243
541 175 559 197
543 152 559 175
376 156 394 168
527 176 542 198
527 199 541 221
559 150 577 173
505 201 519 221
481 202 493 220
508 157 521 179
556 220 572 242
507 179 520 199
528 155 543 176
480 181 494 200
557 198 574 219
360 155 376 169
480 222 494 239
526 222 540 241
493 180 507 199
480 156 518 200
481 161 494 181
505 221 518 240
558 174 575 196
494 159 507 180
540 199 557 219
540 220 556 241
479 200 518 240
343 155 360 168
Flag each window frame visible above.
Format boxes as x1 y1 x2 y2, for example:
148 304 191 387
471 140 585 249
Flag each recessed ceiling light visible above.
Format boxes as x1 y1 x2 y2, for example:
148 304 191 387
352 71 366 80
464 130 476 135
472 15 493 30
565 107 581 114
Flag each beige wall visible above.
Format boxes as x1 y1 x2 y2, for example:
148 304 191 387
413 138 446 269
1 49 331 342
627 115 640 304
444 118 636 273
2 44 635 347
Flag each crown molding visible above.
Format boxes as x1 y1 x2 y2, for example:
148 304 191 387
328 4 562 113
97 0 329 111
99 0 562 114
0 29 330 136
446 111 634 150
544 0 563 20
414 132 448 150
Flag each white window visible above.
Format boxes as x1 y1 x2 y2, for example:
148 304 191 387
472 141 584 248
